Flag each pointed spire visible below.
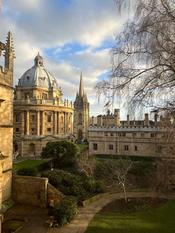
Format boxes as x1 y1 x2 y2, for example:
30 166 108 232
5 31 15 71
6 31 15 58
79 71 84 97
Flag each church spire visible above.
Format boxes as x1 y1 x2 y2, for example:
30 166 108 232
79 71 84 97
5 31 15 71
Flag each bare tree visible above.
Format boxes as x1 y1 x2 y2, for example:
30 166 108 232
77 152 96 177
97 158 133 203
96 0 175 112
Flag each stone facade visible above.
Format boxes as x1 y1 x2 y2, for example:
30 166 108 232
89 110 175 158
74 73 90 141
0 32 14 207
13 54 74 157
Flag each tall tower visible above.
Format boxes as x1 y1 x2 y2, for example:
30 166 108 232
74 72 90 141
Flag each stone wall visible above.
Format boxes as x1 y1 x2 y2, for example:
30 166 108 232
47 183 64 207
12 176 64 208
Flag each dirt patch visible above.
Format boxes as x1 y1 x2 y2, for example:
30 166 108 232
100 197 167 214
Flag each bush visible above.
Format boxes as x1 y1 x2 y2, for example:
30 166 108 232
17 167 38 176
52 197 78 226
41 141 79 169
42 169 105 201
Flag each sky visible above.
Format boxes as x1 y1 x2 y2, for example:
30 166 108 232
0 0 130 117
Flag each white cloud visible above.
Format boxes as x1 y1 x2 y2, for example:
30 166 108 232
0 0 128 115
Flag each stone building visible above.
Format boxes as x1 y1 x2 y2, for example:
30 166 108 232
91 110 156 128
89 110 175 158
74 73 90 141
0 32 14 207
13 54 74 157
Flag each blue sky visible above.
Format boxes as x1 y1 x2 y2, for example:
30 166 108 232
0 0 130 117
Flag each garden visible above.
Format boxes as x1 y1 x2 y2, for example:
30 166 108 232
85 199 175 233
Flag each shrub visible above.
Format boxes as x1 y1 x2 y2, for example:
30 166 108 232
42 169 105 201
52 196 78 226
17 167 38 176
41 141 79 168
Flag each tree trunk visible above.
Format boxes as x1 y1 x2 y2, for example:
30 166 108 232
122 183 127 203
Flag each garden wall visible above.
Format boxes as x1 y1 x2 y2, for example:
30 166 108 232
12 175 64 208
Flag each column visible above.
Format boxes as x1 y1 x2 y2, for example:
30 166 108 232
36 111 40 136
64 112 66 134
41 111 45 135
57 112 59 135
21 111 25 135
53 111 57 135
26 110 30 135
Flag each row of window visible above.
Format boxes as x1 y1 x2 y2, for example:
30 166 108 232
16 127 66 134
15 113 66 123
93 143 138 151
102 132 159 138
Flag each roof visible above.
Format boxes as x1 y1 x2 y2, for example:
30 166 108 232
18 53 59 90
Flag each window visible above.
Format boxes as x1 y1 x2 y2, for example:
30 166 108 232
47 114 52 123
110 133 114 136
31 128 35 135
47 128 51 132
16 128 19 133
133 133 137 137
42 93 47 99
122 133 126 137
151 133 155 138
124 145 129 151
105 132 108 136
31 115 35 121
157 145 162 153
109 144 114 150
24 93 30 99
15 113 21 123
141 133 144 137
134 146 138 151
93 143 98 151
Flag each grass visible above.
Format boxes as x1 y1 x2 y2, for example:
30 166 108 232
13 159 50 172
85 200 175 233
3 219 25 232
77 144 88 153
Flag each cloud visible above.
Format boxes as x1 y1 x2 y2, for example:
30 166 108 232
0 0 128 115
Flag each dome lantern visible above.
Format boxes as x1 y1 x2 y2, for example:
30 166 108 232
34 52 43 66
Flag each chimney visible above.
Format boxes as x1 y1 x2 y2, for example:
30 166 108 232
144 113 149 127
127 114 130 127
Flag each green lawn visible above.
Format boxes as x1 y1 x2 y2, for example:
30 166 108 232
85 200 175 233
13 159 50 172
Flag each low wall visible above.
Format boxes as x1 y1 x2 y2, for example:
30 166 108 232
12 175 48 208
47 183 64 207
12 175 64 208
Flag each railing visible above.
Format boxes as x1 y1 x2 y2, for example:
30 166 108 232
14 98 73 108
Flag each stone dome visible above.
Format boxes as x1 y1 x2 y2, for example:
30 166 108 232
18 53 59 90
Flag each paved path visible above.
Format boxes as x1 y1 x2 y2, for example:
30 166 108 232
4 205 48 233
47 191 158 233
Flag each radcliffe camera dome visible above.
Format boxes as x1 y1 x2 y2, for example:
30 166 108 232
18 53 59 90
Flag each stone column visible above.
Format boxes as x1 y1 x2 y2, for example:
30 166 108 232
64 112 66 134
41 111 45 135
53 111 57 135
36 111 40 136
26 110 30 135
57 112 59 135
21 111 25 135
